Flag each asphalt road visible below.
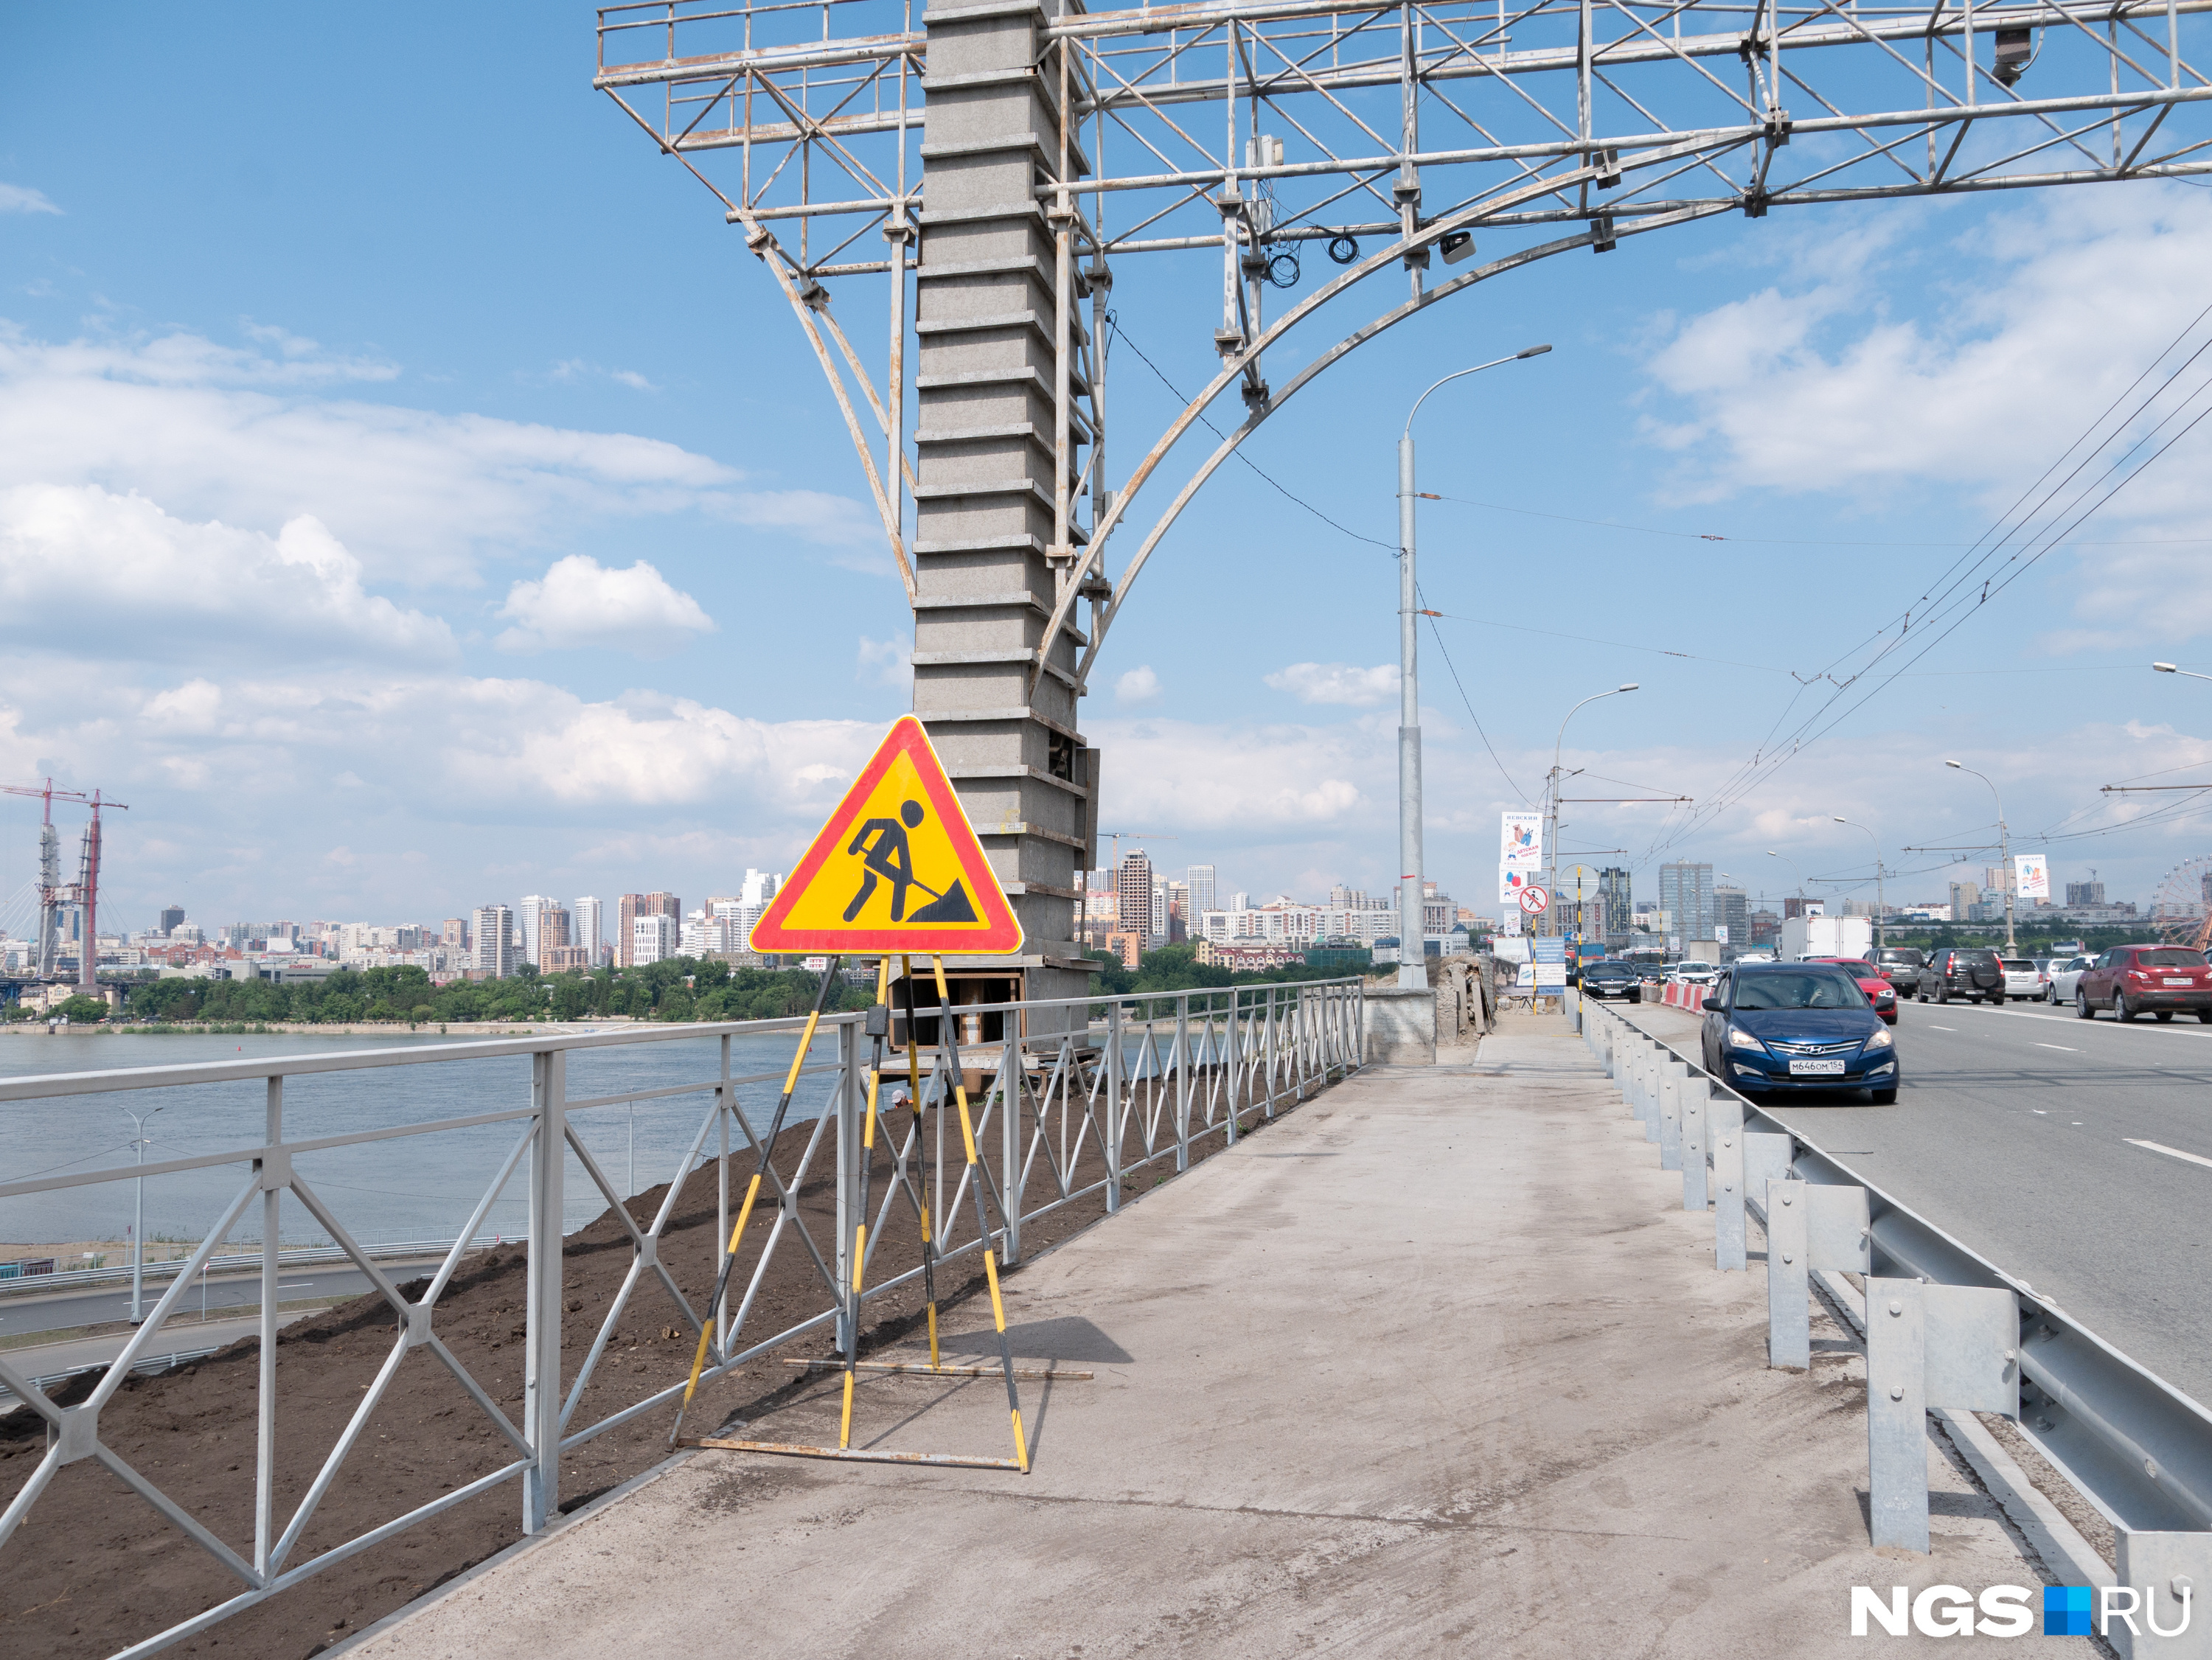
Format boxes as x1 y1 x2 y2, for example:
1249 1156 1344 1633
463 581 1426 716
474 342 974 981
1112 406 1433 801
1624 994 2212 1409
0 1263 412 1339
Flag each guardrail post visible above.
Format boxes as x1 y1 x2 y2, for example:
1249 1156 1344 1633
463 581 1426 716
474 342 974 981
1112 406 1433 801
255 1075 281 1576
1640 1047 1660 1142
1681 1081 1708 1212
1174 994 1191 1173
1225 988 1242 1143
717 1034 731 1353
1767 1178 1809 1370
1265 987 1279 1116
1001 1019 1020 1266
2114 1532 2212 1658
1658 1061 1685 1171
1867 1276 1930 1552
1711 1089 1746 1271
523 1047 566 1533
1105 998 1124 1214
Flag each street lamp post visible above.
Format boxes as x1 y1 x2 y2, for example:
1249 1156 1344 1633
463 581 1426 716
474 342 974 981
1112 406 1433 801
122 1104 164 1324
2152 662 2212 683
1834 816 1886 952
1945 760 2015 949
1395 343 1551 988
1767 852 1806 950
1543 686 1638 936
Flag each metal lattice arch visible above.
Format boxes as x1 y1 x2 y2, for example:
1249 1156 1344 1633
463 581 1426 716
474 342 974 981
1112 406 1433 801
594 0 2212 993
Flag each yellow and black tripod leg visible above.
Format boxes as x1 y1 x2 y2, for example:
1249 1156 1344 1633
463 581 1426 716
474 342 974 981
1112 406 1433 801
930 954 1029 1473
669 953 843 1447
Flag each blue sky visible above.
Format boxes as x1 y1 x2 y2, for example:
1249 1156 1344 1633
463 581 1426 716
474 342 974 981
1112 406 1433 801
5 4 2212 935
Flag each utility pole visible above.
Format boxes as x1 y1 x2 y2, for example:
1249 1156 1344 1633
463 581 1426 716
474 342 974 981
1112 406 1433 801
1946 761 2015 949
124 1105 164 1324
1834 816 1886 952
1543 686 1638 937
1396 347 1551 987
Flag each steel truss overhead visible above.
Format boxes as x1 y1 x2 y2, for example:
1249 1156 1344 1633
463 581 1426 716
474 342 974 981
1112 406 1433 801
597 0 2212 644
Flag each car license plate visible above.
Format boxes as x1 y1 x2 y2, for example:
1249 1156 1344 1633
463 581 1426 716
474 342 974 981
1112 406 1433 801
2165 978 2191 986
1788 1058 1846 1075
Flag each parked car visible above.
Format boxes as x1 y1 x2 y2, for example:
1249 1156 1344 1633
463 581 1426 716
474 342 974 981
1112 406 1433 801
1919 946 2005 1004
1699 962 1899 1103
1873 946 1924 996
1669 960 1719 986
1997 956 2043 1001
1808 958 1899 1024
1579 959 1643 1002
2074 945 2212 1022
2044 955 2095 1004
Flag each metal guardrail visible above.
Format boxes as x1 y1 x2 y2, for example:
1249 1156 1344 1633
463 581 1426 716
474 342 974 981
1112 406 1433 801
1 1347 223 1408
0 1238 514 1301
1576 991 2212 1543
0 976 1365 1659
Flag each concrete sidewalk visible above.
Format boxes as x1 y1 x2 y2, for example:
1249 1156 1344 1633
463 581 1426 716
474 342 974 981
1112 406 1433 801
353 1021 2081 1659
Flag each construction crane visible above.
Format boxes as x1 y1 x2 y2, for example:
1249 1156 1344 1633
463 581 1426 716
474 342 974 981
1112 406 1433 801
3 780 131 989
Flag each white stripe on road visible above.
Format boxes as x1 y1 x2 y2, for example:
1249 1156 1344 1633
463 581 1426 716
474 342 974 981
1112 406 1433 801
2126 1138 2212 1172
1930 1025 1956 1031
2034 1043 2079 1052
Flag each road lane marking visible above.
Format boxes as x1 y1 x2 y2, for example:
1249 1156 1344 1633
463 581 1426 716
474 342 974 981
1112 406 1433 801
2126 1138 2212 1171
2034 1043 2079 1052
1930 1025 1956 1031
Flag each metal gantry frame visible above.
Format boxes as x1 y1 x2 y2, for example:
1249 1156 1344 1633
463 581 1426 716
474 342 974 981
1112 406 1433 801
595 0 2212 677
0 977 1361 1659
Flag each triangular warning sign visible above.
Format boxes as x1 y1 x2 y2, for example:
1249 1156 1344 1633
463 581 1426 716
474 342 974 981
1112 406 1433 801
749 715 1023 955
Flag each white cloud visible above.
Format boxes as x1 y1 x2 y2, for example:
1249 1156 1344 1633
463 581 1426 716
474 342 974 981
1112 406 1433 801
1 185 62 216
856 634 912 690
0 484 457 663
493 554 714 657
611 370 656 392
0 322 773 587
1115 665 1163 705
1091 716 1370 828
1265 661 1399 707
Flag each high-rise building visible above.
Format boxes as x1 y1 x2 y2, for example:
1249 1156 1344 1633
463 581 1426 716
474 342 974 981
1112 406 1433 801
1983 865 2017 896
573 896 603 965
1186 865 1216 921
1658 862 1715 944
159 904 184 935
1599 868 1632 936
517 896 557 966
632 912 678 966
1117 852 1154 944
442 918 468 949
614 893 679 966
472 905 515 979
2065 879 2105 907
1714 886 1750 953
1949 881 1980 919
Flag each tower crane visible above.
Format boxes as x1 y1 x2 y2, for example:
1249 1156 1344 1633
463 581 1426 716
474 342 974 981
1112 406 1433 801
4 780 131 988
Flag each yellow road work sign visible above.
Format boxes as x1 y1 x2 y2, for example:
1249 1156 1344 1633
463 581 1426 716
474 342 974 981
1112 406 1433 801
748 715 1023 955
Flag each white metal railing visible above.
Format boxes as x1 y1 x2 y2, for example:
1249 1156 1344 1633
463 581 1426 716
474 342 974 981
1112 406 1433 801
0 1237 513 1300
0 975 1364 1659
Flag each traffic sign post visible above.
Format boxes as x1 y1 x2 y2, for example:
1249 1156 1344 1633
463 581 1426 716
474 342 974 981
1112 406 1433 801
1519 885 1550 917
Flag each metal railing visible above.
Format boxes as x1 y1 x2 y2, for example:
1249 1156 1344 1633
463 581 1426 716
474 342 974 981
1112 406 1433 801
0 976 1363 1659
0 1236 513 1300
1576 991 2212 1546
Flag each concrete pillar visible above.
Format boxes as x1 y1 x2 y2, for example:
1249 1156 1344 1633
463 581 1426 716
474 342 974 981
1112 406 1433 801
914 0 1097 1016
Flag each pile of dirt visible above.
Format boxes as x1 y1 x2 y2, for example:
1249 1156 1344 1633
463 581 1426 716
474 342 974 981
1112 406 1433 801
0 1085 1277 1659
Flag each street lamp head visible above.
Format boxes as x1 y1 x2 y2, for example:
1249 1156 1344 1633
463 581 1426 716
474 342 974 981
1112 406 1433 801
1944 759 1963 770
1617 682 1639 692
2154 662 2179 673
1834 815 1848 823
1517 343 1554 358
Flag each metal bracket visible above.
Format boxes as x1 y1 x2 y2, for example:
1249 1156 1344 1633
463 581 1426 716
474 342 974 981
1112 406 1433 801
406 1301 435 1349
256 1146 292 1193
56 1402 100 1465
1591 215 1618 252
1865 1277 2020 1553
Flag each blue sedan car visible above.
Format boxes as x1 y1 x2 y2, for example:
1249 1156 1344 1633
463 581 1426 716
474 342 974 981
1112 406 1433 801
1699 962 1899 1103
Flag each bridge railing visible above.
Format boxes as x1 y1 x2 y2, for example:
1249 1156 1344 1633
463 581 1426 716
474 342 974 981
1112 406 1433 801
0 974 1363 1659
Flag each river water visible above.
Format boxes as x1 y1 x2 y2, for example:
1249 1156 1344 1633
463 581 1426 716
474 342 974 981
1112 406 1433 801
0 1027 846 1252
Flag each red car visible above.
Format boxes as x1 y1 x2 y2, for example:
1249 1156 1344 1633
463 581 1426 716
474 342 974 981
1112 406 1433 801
1809 958 1899 1025
2074 945 2212 1022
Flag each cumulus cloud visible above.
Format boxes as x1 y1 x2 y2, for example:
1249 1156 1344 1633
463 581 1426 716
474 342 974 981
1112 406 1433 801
1 185 62 216
0 484 457 664
493 555 714 657
1115 665 1162 705
1090 716 1370 828
1265 661 1399 707
0 322 774 586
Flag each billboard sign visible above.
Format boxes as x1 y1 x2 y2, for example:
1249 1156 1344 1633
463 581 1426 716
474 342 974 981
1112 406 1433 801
2015 854 2050 902
1500 811 1543 869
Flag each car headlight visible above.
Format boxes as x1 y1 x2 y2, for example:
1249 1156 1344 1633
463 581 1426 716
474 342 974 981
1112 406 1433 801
1727 1025 1765 1051
1863 1028 1893 1050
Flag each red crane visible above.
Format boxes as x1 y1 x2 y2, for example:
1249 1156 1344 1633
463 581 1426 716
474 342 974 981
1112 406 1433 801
4 780 131 990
